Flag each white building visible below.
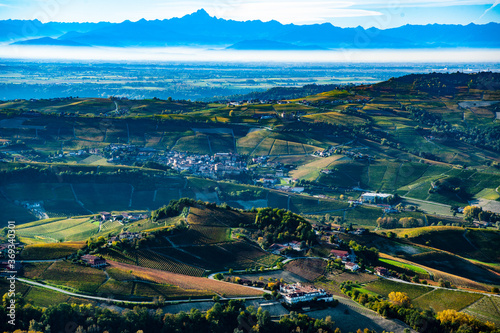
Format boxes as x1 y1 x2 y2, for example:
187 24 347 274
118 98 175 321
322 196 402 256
344 262 359 272
280 283 333 305
360 192 392 203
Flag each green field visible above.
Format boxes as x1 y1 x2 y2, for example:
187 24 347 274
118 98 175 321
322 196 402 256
412 288 483 312
23 262 54 279
24 286 70 307
21 242 86 259
36 261 107 293
345 206 383 227
378 258 429 275
363 279 433 299
463 296 500 325
17 217 98 242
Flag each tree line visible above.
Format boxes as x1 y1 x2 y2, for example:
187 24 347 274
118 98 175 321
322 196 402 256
0 298 373 333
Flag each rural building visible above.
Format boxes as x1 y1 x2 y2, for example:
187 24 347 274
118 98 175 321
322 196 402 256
0 261 22 275
330 250 349 261
360 192 392 203
119 232 142 241
280 283 333 305
285 241 302 251
81 254 107 268
344 262 359 272
375 266 389 276
268 243 287 255
100 212 111 221
351 228 367 236
383 207 398 213
269 241 301 254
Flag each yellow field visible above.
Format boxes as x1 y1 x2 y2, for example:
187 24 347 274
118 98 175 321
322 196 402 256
291 155 344 180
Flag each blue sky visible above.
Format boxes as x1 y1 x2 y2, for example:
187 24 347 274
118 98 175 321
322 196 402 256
0 0 499 28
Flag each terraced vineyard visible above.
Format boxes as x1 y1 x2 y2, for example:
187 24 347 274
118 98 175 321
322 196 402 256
412 288 483 312
285 258 327 281
363 279 433 299
162 241 279 271
463 296 500 325
136 249 205 277
100 247 138 265
21 241 86 260
170 225 230 245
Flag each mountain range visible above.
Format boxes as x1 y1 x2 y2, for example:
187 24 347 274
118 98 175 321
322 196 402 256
4 9 500 49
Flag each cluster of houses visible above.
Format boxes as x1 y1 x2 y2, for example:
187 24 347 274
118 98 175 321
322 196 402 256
107 232 143 245
106 144 160 163
313 143 372 161
268 241 302 255
20 201 48 220
0 261 22 275
298 96 369 107
51 150 87 160
98 212 146 222
280 283 334 305
274 186 305 193
163 152 247 179
330 249 359 272
0 242 22 260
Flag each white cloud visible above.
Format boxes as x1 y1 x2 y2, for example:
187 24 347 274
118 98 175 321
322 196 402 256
478 0 500 19
205 1 382 24
353 0 495 5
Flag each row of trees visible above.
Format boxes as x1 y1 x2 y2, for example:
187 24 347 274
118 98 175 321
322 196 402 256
376 217 424 229
0 164 172 189
0 298 361 333
463 205 500 223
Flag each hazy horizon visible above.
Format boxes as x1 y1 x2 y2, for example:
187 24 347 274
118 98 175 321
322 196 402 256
1 45 500 63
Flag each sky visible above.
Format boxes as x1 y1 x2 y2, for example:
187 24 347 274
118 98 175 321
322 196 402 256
0 0 499 28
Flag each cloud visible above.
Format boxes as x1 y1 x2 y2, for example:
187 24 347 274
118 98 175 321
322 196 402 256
200 1 383 24
478 0 500 19
353 0 497 8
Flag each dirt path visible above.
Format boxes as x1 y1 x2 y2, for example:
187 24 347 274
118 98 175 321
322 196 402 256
70 184 93 214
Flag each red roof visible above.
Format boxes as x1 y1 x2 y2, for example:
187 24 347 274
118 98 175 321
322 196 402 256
331 250 349 257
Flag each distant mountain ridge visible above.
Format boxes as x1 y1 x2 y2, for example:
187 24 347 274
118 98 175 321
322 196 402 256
3 9 500 49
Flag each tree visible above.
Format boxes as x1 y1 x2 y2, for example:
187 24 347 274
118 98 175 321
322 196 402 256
463 206 482 220
388 291 411 308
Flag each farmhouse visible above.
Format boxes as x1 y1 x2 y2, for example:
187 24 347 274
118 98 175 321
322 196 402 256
100 212 111 221
280 283 333 305
285 241 302 251
81 254 107 268
330 249 349 261
375 266 389 276
344 261 359 272
360 192 392 204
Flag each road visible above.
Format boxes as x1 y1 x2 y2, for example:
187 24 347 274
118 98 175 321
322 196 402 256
207 257 328 279
401 196 451 208
16 277 267 304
